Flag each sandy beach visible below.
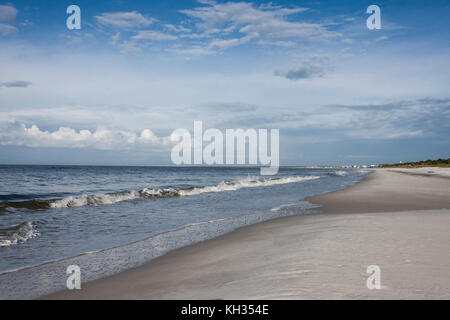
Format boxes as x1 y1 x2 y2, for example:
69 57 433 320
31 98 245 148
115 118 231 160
46 169 450 300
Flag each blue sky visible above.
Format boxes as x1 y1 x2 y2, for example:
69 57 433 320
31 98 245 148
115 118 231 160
0 0 449 166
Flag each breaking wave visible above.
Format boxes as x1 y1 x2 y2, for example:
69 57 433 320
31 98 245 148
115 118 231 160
1 175 320 211
0 222 40 247
49 191 141 209
330 170 348 176
151 175 321 197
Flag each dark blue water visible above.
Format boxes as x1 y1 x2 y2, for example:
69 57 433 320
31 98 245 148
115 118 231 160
0 166 369 281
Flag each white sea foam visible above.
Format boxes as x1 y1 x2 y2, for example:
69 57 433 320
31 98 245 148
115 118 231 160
356 169 372 175
49 176 320 209
0 222 40 247
50 191 141 209
179 175 320 196
271 203 295 211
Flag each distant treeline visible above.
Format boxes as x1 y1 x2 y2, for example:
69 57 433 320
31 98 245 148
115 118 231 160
381 158 450 168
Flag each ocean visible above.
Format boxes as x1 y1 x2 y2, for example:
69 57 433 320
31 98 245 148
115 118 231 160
0 165 369 298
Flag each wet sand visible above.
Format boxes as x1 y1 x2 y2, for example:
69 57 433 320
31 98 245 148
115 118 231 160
46 169 450 299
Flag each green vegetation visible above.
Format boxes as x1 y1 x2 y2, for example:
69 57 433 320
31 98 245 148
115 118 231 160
381 158 450 168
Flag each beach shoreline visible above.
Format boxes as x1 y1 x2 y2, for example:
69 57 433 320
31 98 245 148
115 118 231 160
44 168 450 300
305 168 450 214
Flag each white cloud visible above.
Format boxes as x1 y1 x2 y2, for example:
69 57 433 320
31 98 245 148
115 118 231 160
257 39 296 47
208 32 257 50
209 37 241 50
346 128 423 139
163 24 191 33
0 5 18 23
132 30 178 41
178 1 335 52
197 0 217 5
95 2 337 55
139 128 161 143
112 30 178 54
2 98 446 151
375 35 389 42
213 98 450 141
0 122 172 150
0 23 17 35
166 46 215 56
95 11 155 28
110 32 120 46
0 5 19 36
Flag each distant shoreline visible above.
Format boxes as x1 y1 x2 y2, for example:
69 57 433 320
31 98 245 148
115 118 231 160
380 158 450 168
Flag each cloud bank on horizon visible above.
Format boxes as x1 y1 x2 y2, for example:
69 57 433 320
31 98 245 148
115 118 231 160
0 0 449 165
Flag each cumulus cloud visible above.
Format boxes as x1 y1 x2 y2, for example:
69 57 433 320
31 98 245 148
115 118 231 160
95 11 155 28
0 98 448 153
0 122 172 150
275 56 329 80
0 81 32 88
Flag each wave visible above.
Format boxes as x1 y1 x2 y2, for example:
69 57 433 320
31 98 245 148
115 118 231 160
271 203 298 212
0 200 51 212
1 175 320 211
356 168 372 175
49 191 141 209
330 170 348 176
0 222 40 247
150 175 320 197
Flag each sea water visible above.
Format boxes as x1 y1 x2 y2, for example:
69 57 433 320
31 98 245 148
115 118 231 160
0 165 369 298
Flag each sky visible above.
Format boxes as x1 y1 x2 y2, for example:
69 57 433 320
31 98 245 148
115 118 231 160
0 0 449 166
